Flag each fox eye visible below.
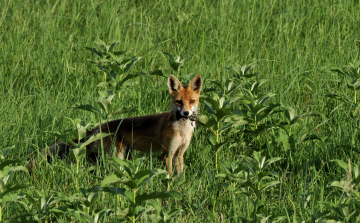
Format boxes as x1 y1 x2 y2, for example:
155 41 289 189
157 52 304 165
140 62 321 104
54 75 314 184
190 100 195 104
175 100 182 105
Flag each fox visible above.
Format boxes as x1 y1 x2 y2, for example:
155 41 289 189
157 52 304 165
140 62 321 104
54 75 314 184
45 75 203 174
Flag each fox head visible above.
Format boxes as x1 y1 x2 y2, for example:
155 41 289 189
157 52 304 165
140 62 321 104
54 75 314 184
167 75 202 119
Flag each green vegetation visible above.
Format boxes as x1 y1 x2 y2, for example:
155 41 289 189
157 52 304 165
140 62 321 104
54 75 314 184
1 0 360 222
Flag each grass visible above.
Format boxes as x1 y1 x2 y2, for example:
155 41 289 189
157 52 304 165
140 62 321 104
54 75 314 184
1 0 360 222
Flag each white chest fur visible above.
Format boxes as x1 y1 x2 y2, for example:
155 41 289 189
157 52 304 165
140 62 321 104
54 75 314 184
173 118 195 141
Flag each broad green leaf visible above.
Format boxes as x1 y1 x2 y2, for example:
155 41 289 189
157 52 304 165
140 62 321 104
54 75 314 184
279 130 294 152
163 53 185 71
115 207 130 216
101 174 121 187
219 97 225 109
102 187 134 203
257 93 276 105
95 39 107 51
243 159 261 172
291 112 320 125
108 107 134 119
259 180 281 192
166 208 183 219
118 178 137 189
137 169 167 188
146 201 163 213
223 96 244 108
94 209 112 223
215 109 233 121
97 82 109 88
208 79 223 90
233 165 247 176
284 107 295 121
215 173 227 178
70 148 85 162
214 141 229 153
208 135 216 146
299 134 321 143
224 115 253 127
197 115 217 134
135 191 182 203
150 69 166 78
0 159 24 171
253 151 261 164
98 98 110 114
331 67 354 81
2 213 35 223
1 184 31 197
329 181 348 190
111 157 134 177
200 95 220 111
72 104 104 119
353 80 360 90
75 211 93 223
331 159 349 172
346 65 360 79
79 133 111 150
98 90 109 99
117 74 140 90
272 216 287 223
133 170 154 182
73 126 87 142
252 104 267 115
257 171 271 182
0 194 23 206
44 131 77 147
324 94 350 104
263 157 283 170
204 101 215 114
108 41 119 52
219 123 235 135
85 47 103 58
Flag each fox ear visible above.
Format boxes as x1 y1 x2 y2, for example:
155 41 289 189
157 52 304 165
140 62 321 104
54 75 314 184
189 75 202 93
168 75 182 93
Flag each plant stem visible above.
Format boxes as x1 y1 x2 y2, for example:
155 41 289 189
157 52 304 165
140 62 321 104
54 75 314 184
355 89 357 104
132 189 136 223
232 183 237 223
215 122 220 174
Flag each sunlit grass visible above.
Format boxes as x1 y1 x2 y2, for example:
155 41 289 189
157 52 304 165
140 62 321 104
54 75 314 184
1 0 360 221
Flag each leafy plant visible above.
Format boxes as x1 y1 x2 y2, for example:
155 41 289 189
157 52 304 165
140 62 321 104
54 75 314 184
72 89 134 121
60 188 112 223
329 62 360 104
279 107 321 153
216 151 283 222
225 62 283 143
147 201 182 223
316 158 360 222
0 146 30 222
198 91 246 173
46 118 111 174
163 53 186 72
99 157 182 223
225 62 260 84
86 40 142 93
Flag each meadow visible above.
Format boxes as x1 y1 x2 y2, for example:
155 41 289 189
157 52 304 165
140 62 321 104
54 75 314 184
1 0 360 222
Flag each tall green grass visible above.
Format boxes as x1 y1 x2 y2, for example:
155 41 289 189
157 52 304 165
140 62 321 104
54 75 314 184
1 0 360 221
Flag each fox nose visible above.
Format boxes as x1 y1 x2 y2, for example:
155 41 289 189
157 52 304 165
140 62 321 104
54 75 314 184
183 111 189 116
